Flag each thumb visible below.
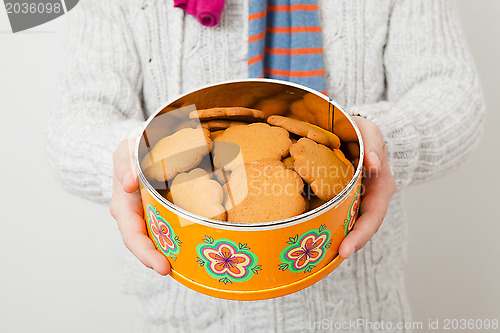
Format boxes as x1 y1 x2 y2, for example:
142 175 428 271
123 137 139 193
353 116 384 176
113 137 139 193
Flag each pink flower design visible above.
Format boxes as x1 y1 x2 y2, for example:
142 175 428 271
202 242 252 279
147 206 177 254
285 233 328 271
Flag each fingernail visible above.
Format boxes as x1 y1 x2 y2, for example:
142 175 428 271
351 247 357 256
369 151 380 163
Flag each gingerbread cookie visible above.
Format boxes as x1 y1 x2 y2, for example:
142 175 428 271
200 120 247 131
189 107 265 122
308 196 327 210
210 130 225 141
141 127 212 181
267 115 340 149
170 169 226 221
290 138 354 201
166 191 173 203
282 156 295 170
254 97 289 118
224 159 307 223
213 123 292 171
345 142 360 160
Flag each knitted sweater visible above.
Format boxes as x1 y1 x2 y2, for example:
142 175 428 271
45 0 485 332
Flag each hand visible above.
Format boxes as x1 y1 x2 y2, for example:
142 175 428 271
338 116 396 259
109 138 171 275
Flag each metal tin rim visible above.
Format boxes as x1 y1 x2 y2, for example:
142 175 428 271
134 78 364 230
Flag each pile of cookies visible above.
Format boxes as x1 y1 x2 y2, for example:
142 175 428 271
141 107 355 224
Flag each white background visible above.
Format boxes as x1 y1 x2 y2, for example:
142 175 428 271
0 1 499 332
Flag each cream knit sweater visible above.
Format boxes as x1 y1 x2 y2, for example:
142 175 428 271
46 0 485 332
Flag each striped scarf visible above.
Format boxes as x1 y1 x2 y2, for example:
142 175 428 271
248 0 327 95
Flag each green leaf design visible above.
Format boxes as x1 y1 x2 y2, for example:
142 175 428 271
170 254 177 261
278 263 289 271
304 265 316 273
196 257 205 267
238 243 250 250
174 236 182 245
319 224 327 232
251 265 262 274
286 235 299 244
203 235 214 244
325 239 332 249
219 277 233 284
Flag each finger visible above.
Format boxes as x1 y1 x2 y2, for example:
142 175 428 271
338 208 383 259
338 170 394 259
111 177 171 275
120 214 171 276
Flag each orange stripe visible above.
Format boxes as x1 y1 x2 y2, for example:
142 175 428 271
265 47 323 55
264 68 326 77
248 31 266 43
249 9 266 21
248 53 264 65
268 4 319 12
266 26 322 34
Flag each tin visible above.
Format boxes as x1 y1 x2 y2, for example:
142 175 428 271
135 79 363 301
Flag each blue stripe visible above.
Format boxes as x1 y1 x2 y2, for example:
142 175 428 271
248 0 327 94
266 54 325 71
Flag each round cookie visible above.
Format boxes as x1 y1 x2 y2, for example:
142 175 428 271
267 115 340 149
224 159 307 224
200 120 247 131
189 107 265 122
213 122 292 171
170 169 226 221
141 127 212 182
290 138 354 201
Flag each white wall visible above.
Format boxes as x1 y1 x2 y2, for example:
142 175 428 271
404 0 500 326
0 1 498 332
0 10 136 333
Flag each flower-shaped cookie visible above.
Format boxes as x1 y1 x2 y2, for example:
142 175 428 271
224 159 307 223
213 123 292 171
141 127 212 181
290 138 354 201
170 168 226 221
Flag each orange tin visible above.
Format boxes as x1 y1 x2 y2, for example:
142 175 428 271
134 79 363 301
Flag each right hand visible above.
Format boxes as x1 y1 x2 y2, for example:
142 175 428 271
109 138 171 275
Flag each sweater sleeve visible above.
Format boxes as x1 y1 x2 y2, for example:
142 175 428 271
347 0 486 189
45 0 145 202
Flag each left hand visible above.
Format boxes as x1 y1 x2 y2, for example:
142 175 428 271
338 116 396 259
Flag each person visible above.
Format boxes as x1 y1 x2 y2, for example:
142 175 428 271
46 0 485 331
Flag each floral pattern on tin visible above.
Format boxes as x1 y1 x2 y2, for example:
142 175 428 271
343 187 361 236
146 204 181 260
278 224 332 273
196 236 261 284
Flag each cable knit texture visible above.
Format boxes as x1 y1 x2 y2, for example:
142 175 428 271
45 0 485 332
